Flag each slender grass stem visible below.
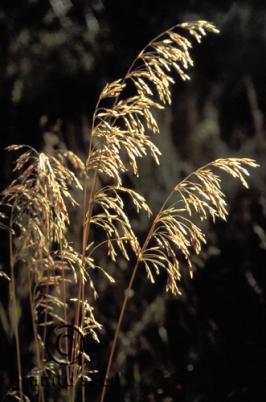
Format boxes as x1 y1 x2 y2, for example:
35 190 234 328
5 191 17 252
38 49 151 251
99 218 158 402
28 269 45 402
9 206 24 401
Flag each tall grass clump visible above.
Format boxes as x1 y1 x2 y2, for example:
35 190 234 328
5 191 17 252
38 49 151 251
0 20 258 402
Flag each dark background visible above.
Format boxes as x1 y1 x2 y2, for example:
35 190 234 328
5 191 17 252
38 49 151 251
1 1 266 401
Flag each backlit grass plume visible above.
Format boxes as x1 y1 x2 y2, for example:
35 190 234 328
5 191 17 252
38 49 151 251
86 20 219 180
0 146 100 401
139 158 258 295
84 20 220 280
0 20 259 402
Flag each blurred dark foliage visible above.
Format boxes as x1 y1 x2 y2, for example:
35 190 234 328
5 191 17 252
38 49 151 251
1 1 266 401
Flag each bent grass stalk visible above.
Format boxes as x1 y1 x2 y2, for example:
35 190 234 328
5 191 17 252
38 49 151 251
99 158 258 402
9 205 24 401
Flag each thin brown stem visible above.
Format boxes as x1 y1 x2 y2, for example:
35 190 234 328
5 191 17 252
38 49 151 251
81 282 86 402
60 246 71 401
28 269 45 402
70 169 98 401
99 260 139 402
9 206 24 401
99 218 157 402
